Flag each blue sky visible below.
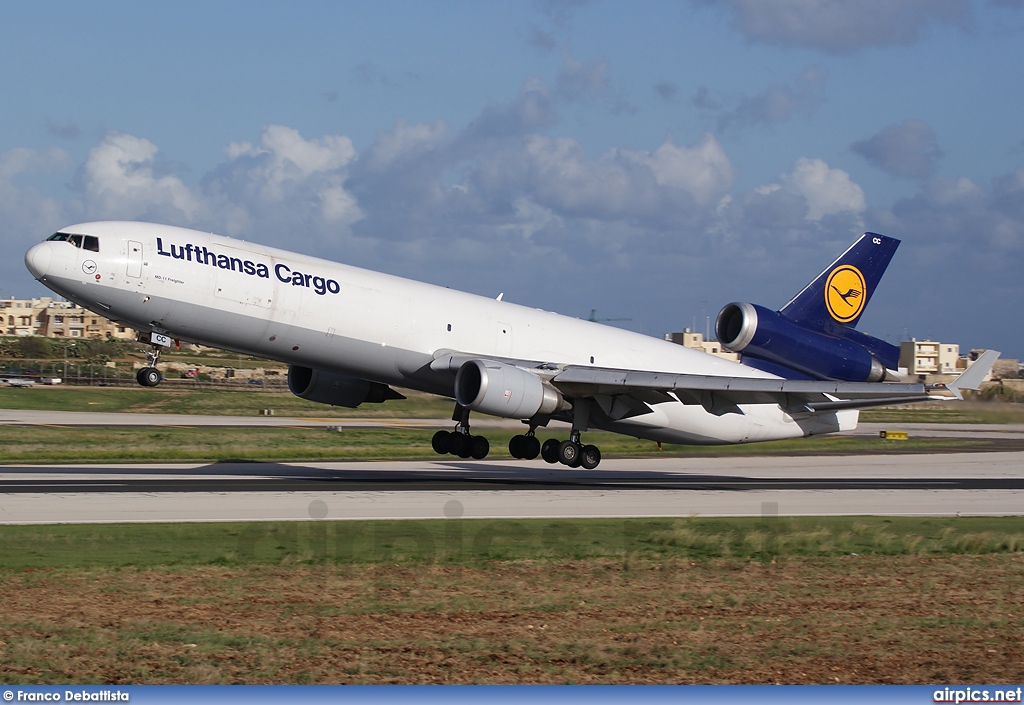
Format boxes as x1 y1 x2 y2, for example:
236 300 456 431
3 0 1023 358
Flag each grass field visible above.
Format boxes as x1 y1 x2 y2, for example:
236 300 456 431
3 385 1024 422
0 424 1005 463
0 385 455 418
3 516 1024 569
3 388 1023 683
1 517 1022 684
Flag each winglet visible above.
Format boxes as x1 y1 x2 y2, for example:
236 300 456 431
931 350 1000 400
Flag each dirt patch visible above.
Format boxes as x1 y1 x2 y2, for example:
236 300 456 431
2 555 1022 684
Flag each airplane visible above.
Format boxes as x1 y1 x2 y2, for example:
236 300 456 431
24 222 997 469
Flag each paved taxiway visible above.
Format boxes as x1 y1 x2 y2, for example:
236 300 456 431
2 452 1022 524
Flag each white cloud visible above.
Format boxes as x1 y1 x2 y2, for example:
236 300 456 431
81 132 202 221
620 134 735 206
718 0 973 53
363 120 448 172
778 157 865 221
225 125 357 204
468 132 735 226
210 125 362 232
0 146 68 182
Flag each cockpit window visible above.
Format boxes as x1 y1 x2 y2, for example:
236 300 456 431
46 232 99 252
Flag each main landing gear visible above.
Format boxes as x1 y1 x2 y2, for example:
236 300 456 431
540 398 602 469
136 343 164 387
431 404 603 468
539 430 601 470
431 404 490 459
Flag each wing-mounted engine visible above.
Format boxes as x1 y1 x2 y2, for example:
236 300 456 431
715 302 888 382
455 359 568 419
288 365 405 408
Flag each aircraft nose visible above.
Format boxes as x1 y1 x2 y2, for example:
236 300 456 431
25 242 52 279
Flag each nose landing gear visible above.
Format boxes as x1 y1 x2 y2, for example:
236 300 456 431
136 366 163 387
136 343 164 387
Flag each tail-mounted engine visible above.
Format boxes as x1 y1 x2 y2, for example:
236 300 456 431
288 365 405 408
715 302 886 382
455 359 567 419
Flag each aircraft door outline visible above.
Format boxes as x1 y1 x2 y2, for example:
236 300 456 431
127 241 143 278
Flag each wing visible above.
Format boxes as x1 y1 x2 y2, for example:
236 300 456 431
553 367 928 414
430 350 999 417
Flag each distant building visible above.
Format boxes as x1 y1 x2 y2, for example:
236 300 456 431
665 329 740 362
1 297 136 340
898 340 962 375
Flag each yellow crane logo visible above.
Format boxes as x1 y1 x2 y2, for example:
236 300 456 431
824 265 867 323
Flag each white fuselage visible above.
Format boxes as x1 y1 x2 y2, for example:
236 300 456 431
25 221 856 444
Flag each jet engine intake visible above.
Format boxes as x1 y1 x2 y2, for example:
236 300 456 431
715 302 886 382
288 365 404 408
455 359 565 419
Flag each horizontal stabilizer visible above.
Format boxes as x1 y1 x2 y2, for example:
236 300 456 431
936 350 1000 400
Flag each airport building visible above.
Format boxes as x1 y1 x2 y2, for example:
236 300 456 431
1 297 136 340
898 340 963 375
665 329 740 361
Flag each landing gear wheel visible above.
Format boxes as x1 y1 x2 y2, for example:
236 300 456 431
136 367 162 387
431 430 451 455
580 444 601 470
439 403 490 460
522 435 540 460
541 438 560 464
509 434 525 459
470 435 490 460
448 432 468 457
510 434 540 460
558 440 583 468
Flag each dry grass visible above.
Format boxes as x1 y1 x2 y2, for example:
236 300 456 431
2 555 1022 684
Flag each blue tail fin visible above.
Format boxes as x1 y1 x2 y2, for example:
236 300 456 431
716 232 903 379
777 232 900 370
779 232 899 330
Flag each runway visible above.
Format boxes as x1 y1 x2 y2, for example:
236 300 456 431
2 452 1023 524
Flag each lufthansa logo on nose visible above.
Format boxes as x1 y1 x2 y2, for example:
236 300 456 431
824 264 866 323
